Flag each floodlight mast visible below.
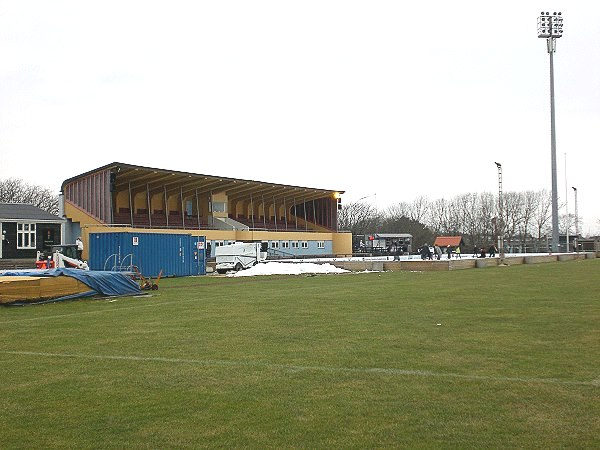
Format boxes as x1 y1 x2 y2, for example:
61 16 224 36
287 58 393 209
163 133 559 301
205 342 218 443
494 162 505 263
571 186 578 251
538 11 563 252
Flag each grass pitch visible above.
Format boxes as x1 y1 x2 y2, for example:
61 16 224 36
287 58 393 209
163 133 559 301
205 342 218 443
1 259 599 448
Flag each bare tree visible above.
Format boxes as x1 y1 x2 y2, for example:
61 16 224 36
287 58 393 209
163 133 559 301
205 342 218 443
445 196 464 237
453 193 481 249
427 198 450 234
338 201 381 235
386 202 411 221
408 196 430 223
338 188 562 252
531 189 552 240
517 190 539 250
382 204 434 246
478 192 496 244
503 191 524 245
0 178 59 214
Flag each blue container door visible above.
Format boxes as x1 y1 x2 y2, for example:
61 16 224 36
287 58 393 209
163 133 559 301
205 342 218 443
190 236 206 275
89 232 132 271
133 233 187 278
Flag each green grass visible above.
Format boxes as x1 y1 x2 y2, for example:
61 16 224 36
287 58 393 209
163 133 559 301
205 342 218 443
1 260 599 448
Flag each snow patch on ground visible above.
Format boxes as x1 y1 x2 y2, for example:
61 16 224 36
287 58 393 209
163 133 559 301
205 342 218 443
222 252 570 277
227 262 350 277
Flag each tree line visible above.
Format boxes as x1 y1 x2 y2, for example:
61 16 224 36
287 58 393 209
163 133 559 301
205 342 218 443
339 189 583 251
0 178 59 215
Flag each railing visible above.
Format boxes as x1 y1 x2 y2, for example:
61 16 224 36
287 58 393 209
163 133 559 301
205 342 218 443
353 246 408 257
105 221 336 233
103 253 134 272
266 248 296 259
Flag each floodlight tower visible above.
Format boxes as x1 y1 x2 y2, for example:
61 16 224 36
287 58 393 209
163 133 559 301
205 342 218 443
494 162 505 263
565 154 569 251
572 186 579 251
538 11 564 252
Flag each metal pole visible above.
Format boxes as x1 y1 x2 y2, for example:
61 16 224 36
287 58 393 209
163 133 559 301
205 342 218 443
549 39 559 252
180 187 185 228
195 188 200 229
294 198 298 230
147 184 152 228
565 153 569 251
273 195 277 231
572 187 579 251
250 194 254 229
304 200 307 231
128 182 133 226
539 12 563 252
164 186 169 227
262 195 266 229
495 162 505 263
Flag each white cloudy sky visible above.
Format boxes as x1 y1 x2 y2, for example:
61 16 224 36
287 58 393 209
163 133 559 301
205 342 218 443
1 1 599 234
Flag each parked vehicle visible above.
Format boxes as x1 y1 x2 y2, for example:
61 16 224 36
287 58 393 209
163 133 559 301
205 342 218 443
215 242 267 274
36 245 89 270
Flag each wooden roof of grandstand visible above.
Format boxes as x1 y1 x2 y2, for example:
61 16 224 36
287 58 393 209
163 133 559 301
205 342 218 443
434 236 464 247
61 162 344 204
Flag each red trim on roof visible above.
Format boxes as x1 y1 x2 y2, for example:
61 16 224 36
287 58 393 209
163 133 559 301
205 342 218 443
434 236 463 247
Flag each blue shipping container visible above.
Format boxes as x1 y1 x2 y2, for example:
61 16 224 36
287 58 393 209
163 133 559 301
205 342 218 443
89 232 206 277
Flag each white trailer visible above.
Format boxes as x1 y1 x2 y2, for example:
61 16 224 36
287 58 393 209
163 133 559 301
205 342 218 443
215 242 267 274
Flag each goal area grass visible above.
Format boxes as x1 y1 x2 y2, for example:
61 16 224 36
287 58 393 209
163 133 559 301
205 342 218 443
1 259 599 448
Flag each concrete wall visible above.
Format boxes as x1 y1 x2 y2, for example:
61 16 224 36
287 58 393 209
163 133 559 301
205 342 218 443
328 253 597 272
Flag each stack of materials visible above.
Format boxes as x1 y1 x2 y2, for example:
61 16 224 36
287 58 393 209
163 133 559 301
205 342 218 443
0 268 141 305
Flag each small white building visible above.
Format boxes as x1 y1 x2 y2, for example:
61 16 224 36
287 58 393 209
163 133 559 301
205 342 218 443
360 233 412 254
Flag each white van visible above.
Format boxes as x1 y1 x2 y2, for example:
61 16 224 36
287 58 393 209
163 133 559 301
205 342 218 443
215 242 267 274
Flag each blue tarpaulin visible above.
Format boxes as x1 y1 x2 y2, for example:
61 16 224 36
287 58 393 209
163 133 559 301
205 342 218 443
0 268 141 298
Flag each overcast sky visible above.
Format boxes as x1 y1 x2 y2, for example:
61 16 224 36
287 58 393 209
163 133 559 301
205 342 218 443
1 1 599 234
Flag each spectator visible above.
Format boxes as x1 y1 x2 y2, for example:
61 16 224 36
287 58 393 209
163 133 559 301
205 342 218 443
394 242 401 261
421 244 432 260
76 237 84 260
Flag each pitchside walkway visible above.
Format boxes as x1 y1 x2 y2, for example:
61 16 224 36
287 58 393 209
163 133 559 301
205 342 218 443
321 252 597 272
4 252 597 275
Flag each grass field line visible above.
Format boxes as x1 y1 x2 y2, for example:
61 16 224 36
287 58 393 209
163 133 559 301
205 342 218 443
3 350 598 388
0 298 164 324
0 289 252 324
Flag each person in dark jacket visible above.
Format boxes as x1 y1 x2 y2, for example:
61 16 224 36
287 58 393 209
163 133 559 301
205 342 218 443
421 244 432 260
488 244 497 257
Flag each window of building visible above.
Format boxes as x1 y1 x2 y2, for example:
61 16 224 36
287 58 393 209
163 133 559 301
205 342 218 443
301 241 308 249
317 241 325 249
210 202 227 213
17 223 36 249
